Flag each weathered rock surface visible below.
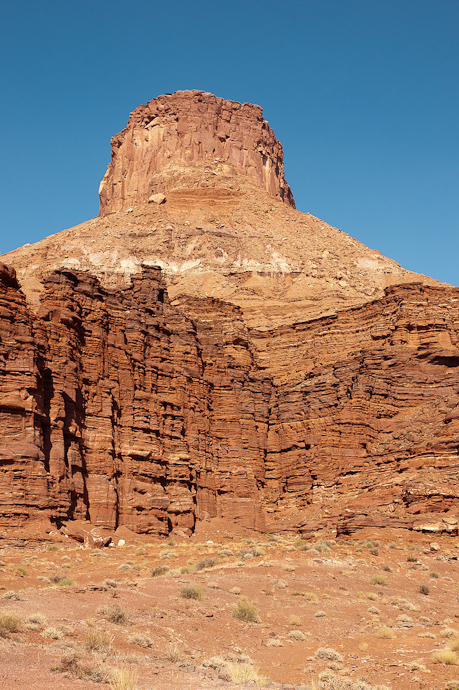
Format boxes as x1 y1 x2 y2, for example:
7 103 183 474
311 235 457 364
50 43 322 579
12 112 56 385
1 261 458 534
98 90 295 215
0 91 458 536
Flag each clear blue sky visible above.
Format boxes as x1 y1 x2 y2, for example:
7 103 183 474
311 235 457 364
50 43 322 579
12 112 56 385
1 0 458 285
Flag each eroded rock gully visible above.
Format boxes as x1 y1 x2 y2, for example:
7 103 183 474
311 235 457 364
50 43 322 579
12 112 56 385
1 262 458 536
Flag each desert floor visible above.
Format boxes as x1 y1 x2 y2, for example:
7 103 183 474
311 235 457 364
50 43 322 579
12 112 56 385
1 521 458 690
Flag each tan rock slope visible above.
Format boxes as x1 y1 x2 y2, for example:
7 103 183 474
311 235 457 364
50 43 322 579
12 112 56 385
1 90 458 537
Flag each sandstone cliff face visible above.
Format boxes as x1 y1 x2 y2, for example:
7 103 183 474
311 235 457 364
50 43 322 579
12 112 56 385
1 261 458 535
0 91 458 537
99 90 295 216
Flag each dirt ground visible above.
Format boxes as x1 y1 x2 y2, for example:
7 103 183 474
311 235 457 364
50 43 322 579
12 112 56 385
1 522 458 690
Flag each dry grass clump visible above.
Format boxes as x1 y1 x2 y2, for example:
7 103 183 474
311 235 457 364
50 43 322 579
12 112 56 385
84 628 114 652
289 614 302 625
304 591 320 603
128 632 152 648
315 647 343 662
369 575 389 586
163 644 185 663
207 657 266 686
230 586 241 595
441 627 457 639
429 570 440 578
418 583 430 595
376 626 396 639
97 604 129 625
194 557 219 571
266 638 283 647
179 584 203 600
232 598 260 623
52 651 110 683
0 612 21 636
432 649 458 665
449 635 459 653
109 666 139 690
27 612 47 628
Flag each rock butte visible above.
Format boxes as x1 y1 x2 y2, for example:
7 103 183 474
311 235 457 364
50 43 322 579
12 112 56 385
1 90 458 538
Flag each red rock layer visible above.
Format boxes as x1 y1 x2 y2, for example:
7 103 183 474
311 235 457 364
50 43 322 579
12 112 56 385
98 90 295 216
1 263 458 535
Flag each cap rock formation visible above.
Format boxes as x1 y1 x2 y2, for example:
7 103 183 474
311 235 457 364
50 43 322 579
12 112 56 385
1 91 458 540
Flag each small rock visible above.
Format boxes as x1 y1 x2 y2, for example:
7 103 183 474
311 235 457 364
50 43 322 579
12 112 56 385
430 542 440 552
148 193 166 204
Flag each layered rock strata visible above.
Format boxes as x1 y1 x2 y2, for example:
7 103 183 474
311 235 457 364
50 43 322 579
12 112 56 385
1 262 458 535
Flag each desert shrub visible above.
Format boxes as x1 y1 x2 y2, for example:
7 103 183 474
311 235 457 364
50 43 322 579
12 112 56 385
315 647 343 662
419 583 430 595
53 652 110 682
369 575 389 586
47 544 60 552
407 554 418 562
382 563 392 572
432 649 458 665
104 578 117 588
135 547 146 556
450 636 459 653
288 630 309 641
84 628 114 652
230 586 241 595
97 604 129 625
194 557 219 571
315 540 331 554
1 590 21 600
151 565 169 577
128 632 152 648
429 571 440 578
160 550 177 560
218 548 233 557
15 566 28 576
0 613 21 636
441 627 457 639
179 584 202 600
56 577 75 587
232 598 259 623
